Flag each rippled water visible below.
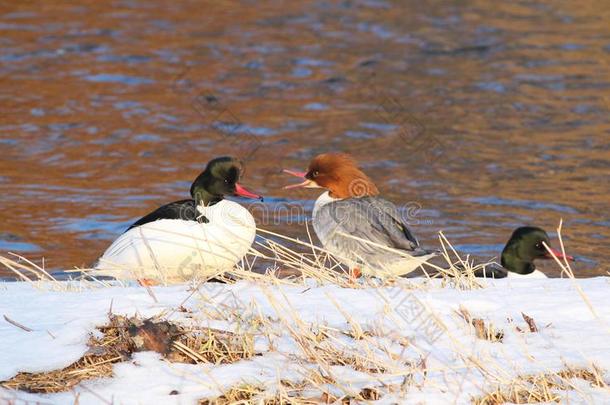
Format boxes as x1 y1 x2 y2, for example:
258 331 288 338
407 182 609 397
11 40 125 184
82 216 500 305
1 0 609 278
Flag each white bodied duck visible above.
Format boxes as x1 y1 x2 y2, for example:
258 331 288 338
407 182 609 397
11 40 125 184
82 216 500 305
93 156 261 284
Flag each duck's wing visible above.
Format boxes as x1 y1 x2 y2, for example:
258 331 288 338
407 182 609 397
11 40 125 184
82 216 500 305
443 261 508 278
473 263 509 278
126 199 201 231
314 196 428 256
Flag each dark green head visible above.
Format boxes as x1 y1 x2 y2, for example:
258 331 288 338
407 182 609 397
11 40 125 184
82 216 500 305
500 226 573 275
190 156 262 205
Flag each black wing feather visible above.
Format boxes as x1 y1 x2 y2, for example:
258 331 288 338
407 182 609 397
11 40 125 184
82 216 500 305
473 263 509 278
449 262 509 278
126 199 205 231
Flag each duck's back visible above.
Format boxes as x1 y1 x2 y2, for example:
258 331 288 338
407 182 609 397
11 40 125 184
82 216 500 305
312 193 433 276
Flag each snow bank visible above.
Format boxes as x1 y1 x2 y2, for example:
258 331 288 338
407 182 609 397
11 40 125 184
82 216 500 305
1 277 609 404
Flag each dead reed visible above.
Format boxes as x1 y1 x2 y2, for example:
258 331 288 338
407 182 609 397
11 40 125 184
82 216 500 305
474 365 607 404
1 222 607 403
0 313 255 393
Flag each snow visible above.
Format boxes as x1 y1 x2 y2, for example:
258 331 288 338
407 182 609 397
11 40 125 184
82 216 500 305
1 277 609 404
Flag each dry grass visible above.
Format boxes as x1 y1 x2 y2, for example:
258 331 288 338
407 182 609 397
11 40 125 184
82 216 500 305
170 327 254 364
0 315 132 393
457 307 504 342
320 386 383 404
474 365 607 404
249 226 492 291
198 384 265 405
197 382 321 405
296 373 385 404
0 314 254 393
1 223 607 403
197 380 383 405
0 225 494 293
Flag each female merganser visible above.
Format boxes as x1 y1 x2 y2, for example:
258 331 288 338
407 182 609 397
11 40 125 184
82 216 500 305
474 226 574 278
94 156 262 284
284 153 435 278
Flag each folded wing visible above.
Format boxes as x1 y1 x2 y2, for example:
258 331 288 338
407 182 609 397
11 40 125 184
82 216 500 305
314 197 428 262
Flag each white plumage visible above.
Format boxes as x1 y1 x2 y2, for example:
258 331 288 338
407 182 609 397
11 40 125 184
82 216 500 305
94 200 255 283
506 269 548 279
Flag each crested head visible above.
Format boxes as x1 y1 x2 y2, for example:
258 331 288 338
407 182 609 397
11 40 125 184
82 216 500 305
500 226 574 275
203 156 243 185
190 156 261 204
304 153 379 198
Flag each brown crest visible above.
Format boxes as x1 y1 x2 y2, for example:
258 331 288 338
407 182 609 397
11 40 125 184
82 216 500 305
306 153 379 198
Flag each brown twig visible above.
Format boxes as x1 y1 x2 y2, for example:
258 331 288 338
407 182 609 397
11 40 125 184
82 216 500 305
521 313 538 333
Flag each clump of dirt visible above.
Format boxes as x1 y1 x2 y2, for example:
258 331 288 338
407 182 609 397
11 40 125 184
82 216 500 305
0 314 254 393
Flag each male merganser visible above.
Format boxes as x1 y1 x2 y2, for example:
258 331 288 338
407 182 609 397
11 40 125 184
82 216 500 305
94 156 262 284
474 226 574 278
284 153 435 278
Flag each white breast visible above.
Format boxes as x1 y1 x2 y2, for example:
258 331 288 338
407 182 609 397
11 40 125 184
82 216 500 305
312 191 339 217
94 200 256 283
506 269 548 279
312 191 339 247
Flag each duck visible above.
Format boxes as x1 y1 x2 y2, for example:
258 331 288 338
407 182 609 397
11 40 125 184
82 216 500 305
284 152 435 278
93 156 262 284
472 226 574 278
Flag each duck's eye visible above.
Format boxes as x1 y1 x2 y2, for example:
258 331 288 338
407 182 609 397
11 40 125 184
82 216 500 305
535 242 544 250
312 170 319 177
224 179 229 184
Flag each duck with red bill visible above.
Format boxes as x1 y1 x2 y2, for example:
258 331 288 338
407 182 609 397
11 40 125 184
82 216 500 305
235 183 263 201
283 153 437 279
543 246 574 261
472 226 576 278
285 157 576 279
94 156 261 284
283 169 319 189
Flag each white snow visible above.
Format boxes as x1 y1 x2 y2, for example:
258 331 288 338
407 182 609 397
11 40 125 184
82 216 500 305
1 277 609 404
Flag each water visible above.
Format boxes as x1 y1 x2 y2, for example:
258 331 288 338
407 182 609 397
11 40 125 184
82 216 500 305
1 0 608 278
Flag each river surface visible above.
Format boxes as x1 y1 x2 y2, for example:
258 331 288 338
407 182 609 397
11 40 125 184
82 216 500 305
1 0 609 278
